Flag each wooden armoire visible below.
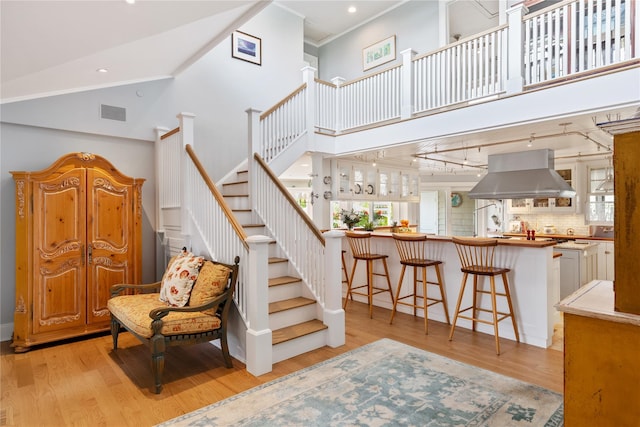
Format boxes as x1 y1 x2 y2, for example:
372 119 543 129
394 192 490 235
11 152 144 352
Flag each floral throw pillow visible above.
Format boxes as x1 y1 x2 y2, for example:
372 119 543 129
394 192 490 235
190 261 232 315
159 249 204 307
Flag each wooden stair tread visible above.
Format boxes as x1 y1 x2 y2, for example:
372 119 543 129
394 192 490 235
269 276 300 287
272 320 327 345
242 223 264 228
269 257 288 264
269 297 314 314
222 180 248 186
222 194 248 198
232 209 251 212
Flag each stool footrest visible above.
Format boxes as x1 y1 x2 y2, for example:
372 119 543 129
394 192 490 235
458 306 514 323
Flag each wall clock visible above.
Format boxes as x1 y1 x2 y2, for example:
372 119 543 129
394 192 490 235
451 192 463 207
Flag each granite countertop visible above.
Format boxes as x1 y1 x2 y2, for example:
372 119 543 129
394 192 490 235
553 241 599 250
556 280 640 326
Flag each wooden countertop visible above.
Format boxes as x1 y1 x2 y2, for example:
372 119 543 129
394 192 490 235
556 280 640 326
368 232 557 248
503 232 614 242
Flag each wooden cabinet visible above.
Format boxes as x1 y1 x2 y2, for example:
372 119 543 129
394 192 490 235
11 152 144 352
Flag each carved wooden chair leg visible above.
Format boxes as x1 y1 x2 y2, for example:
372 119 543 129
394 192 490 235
110 317 120 350
220 334 233 368
151 335 165 394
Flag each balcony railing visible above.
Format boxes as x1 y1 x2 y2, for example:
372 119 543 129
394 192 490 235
256 0 637 165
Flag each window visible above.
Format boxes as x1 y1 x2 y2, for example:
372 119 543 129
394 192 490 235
586 166 614 224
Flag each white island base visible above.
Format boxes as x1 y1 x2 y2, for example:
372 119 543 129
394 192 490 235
342 233 560 348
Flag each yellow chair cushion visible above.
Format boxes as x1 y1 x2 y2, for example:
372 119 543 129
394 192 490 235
190 261 232 315
108 293 221 339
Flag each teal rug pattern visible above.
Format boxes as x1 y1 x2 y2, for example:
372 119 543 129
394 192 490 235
158 339 563 426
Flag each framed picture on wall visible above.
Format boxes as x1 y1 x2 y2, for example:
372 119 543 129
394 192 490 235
232 31 262 66
362 35 396 71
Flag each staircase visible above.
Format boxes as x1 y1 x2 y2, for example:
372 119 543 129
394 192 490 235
221 169 328 363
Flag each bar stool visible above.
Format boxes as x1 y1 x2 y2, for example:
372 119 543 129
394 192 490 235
390 233 450 334
449 237 520 355
344 231 394 318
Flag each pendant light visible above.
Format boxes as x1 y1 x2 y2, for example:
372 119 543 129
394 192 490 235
596 156 614 192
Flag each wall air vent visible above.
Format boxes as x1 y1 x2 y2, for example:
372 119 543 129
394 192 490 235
100 104 126 122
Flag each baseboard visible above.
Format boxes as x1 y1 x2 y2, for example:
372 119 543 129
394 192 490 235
1 322 14 342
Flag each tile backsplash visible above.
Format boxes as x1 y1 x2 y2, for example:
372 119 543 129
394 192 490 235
511 213 590 235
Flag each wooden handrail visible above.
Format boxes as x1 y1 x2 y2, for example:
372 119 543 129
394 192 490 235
413 24 509 63
260 83 307 120
185 144 249 251
315 78 337 88
341 64 402 87
160 126 180 140
253 153 325 245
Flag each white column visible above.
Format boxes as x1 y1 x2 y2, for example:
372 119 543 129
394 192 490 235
154 126 170 232
331 76 346 134
401 48 416 119
505 4 528 94
323 230 346 347
246 108 262 217
177 112 195 241
245 234 273 376
302 66 317 150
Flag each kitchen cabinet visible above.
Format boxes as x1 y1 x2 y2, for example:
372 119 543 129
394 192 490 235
11 152 144 352
556 242 598 300
507 167 576 214
577 239 615 280
336 161 419 201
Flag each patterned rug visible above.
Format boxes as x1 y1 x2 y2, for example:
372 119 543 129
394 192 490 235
158 339 563 426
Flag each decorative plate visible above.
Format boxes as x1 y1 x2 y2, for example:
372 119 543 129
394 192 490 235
451 192 463 207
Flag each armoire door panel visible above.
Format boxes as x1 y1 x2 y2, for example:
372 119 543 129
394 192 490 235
86 168 136 325
32 168 87 334
12 152 143 351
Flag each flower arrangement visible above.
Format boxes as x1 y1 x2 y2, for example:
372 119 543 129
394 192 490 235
340 209 362 230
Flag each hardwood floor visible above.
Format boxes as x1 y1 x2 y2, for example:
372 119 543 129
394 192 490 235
0 301 563 426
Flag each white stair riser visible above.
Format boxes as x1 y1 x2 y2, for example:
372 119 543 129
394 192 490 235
222 182 248 196
269 262 289 278
245 226 268 236
272 330 327 364
224 197 250 211
269 282 302 303
269 304 317 330
233 211 253 224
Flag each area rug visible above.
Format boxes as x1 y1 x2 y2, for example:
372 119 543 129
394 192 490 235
158 338 563 426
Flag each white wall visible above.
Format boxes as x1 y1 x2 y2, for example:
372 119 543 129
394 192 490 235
0 4 306 338
318 1 441 82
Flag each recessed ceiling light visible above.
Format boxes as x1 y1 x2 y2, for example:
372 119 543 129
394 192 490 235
96 68 108 73
125 0 135 4
348 6 357 13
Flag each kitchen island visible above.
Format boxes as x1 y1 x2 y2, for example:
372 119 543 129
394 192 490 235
342 233 560 348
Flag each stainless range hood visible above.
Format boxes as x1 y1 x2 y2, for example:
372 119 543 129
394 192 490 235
468 149 576 199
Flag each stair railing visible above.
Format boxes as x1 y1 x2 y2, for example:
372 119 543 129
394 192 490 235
252 0 637 163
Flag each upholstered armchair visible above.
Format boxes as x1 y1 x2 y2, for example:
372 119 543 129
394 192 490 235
108 252 240 393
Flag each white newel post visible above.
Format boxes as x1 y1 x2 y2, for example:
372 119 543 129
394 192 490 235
505 4 528 95
178 112 195 245
245 235 273 376
322 230 346 347
246 108 261 217
401 48 416 120
302 66 316 150
154 126 169 232
331 76 346 134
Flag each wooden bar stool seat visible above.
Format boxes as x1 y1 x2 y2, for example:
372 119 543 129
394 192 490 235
390 233 450 334
449 237 520 354
343 231 394 318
